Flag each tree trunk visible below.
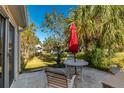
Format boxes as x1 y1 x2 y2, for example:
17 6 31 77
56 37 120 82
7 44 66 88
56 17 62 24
56 46 61 65
84 41 91 53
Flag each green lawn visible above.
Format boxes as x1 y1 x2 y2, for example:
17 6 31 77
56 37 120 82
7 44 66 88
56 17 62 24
23 51 67 70
24 56 56 70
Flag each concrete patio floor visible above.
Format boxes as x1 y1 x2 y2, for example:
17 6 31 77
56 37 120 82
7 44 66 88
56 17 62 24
11 67 113 88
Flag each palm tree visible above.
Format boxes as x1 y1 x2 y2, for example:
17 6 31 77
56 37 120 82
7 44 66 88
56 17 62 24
65 5 124 56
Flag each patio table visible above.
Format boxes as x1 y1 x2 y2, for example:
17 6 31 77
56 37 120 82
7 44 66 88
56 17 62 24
64 59 88 87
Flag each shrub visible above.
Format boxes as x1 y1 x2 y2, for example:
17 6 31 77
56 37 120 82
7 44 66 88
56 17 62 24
61 52 68 58
90 48 111 71
90 48 104 66
76 52 85 60
99 59 111 71
111 52 124 69
79 47 124 72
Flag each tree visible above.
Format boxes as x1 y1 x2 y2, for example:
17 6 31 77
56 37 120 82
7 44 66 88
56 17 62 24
43 36 58 52
41 10 66 64
20 23 41 66
65 5 124 56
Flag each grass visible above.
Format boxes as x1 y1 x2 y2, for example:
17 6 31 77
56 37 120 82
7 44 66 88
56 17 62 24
24 56 56 70
23 52 67 70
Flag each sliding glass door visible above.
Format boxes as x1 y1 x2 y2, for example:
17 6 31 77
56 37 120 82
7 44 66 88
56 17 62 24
9 23 14 86
0 13 15 87
0 14 5 88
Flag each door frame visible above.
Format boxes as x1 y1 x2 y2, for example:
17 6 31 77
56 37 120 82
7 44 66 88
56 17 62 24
0 9 12 88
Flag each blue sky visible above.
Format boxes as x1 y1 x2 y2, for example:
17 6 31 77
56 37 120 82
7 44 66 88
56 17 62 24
27 5 77 42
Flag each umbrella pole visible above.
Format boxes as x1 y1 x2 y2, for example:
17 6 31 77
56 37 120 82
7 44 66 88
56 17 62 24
74 53 77 74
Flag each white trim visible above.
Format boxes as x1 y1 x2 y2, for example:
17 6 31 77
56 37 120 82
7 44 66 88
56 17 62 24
18 31 21 73
0 6 9 19
14 26 19 80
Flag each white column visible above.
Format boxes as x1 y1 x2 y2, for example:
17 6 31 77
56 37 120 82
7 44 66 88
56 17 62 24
18 31 21 73
14 26 18 80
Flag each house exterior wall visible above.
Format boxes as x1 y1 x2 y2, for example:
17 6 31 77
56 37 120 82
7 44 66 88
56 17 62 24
0 5 27 88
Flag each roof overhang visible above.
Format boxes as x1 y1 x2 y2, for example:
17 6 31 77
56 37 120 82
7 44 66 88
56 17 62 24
7 5 28 28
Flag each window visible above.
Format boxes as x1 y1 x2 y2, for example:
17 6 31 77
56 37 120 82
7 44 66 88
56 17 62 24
9 23 15 86
0 14 5 88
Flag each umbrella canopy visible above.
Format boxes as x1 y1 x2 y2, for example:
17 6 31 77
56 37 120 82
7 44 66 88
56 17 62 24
69 22 78 54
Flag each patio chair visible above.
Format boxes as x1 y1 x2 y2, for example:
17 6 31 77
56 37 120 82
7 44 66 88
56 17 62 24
45 67 77 88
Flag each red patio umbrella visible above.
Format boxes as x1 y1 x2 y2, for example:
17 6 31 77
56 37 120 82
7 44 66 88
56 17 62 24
69 22 78 57
69 22 78 74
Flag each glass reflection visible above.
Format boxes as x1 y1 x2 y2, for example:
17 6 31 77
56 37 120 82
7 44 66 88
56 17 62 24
9 23 14 86
0 14 5 88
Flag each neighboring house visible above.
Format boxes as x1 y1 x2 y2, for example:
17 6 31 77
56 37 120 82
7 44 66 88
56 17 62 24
35 44 43 53
0 5 28 88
